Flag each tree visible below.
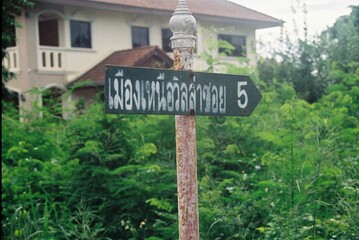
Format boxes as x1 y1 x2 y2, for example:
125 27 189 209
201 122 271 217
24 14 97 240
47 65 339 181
321 5 359 90
257 5 359 103
2 0 33 108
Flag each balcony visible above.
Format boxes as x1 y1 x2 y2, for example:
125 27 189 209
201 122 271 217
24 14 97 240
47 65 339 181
38 46 65 72
3 47 20 72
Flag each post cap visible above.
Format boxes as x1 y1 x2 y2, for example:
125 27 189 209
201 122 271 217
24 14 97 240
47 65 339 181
169 0 197 49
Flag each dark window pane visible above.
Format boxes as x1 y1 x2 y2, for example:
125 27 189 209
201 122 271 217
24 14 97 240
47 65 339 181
132 26 149 48
71 20 91 48
162 28 172 52
218 34 246 57
39 19 59 46
3 89 19 112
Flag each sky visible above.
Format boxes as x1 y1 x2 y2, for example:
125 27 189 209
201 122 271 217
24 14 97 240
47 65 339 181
229 0 357 55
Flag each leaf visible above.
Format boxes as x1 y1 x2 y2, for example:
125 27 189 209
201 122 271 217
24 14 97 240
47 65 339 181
110 165 139 175
224 144 240 155
146 198 173 212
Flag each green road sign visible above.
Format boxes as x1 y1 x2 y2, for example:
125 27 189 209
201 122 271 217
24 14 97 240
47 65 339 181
105 65 262 116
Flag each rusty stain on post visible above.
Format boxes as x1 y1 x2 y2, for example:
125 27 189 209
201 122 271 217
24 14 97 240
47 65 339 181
170 1 199 239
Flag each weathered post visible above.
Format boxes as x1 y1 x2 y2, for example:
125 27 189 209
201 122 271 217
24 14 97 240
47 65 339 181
105 3 262 238
169 0 199 239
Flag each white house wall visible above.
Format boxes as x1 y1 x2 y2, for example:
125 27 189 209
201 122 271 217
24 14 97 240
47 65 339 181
63 7 175 81
194 19 257 72
6 1 263 114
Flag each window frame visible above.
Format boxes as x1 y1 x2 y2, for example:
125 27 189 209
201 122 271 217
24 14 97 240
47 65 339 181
131 26 149 48
70 20 92 49
218 34 246 57
161 28 172 52
39 18 60 47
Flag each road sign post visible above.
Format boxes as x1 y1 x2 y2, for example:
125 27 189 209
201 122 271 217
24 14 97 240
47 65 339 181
169 1 199 239
104 1 262 239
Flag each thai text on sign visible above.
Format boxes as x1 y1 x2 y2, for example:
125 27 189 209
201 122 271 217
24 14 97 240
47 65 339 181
105 66 262 116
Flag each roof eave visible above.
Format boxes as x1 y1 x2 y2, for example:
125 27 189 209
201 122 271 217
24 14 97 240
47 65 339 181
135 47 173 67
35 0 173 17
195 14 283 29
35 0 282 29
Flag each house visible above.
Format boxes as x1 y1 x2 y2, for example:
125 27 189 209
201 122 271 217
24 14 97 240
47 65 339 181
69 45 173 109
3 0 282 116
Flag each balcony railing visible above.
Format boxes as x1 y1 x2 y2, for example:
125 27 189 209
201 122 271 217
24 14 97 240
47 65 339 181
38 46 65 72
3 47 20 72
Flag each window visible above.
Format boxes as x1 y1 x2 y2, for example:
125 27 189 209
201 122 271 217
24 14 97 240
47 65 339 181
3 90 19 112
39 19 59 46
132 26 149 48
70 20 91 48
218 34 246 57
162 28 172 52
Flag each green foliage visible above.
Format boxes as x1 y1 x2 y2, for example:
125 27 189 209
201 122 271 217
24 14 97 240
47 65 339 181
2 4 359 240
258 5 359 103
2 0 34 109
198 27 250 74
60 201 107 239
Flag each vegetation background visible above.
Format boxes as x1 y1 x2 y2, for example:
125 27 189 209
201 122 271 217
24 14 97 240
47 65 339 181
2 1 358 239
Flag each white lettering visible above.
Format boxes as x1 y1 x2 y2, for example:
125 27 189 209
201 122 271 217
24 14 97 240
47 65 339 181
147 81 156 111
203 83 211 113
196 84 202 112
114 78 123 110
141 80 146 110
133 80 141 110
173 83 180 111
212 85 218 113
219 86 226 113
189 84 196 111
157 81 167 111
237 82 248 109
109 78 229 115
180 83 188 112
124 79 132 110
167 82 174 112
108 78 114 109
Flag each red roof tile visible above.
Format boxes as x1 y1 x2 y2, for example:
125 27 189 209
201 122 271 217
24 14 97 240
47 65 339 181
69 46 173 86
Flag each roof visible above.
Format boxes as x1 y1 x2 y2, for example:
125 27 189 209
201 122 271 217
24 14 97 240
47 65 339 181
68 46 173 87
36 0 282 29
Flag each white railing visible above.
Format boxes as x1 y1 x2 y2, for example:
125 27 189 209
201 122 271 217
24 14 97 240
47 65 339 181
3 47 20 72
38 46 65 72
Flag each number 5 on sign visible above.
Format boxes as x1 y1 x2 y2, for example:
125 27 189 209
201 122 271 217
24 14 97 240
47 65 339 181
237 81 248 108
